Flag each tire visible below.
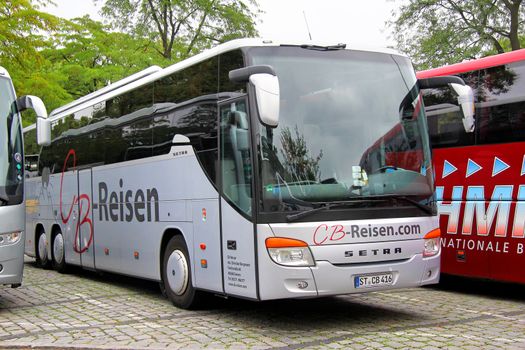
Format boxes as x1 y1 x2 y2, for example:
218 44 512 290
162 236 201 309
52 230 67 273
36 228 50 269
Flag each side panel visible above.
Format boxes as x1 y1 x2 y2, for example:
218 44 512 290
25 178 40 257
25 174 58 258
0 204 25 285
221 199 257 298
78 169 95 269
192 199 222 292
61 170 81 267
434 144 525 284
89 146 219 283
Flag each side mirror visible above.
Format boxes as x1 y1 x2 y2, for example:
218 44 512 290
418 76 475 133
229 65 280 128
450 83 475 133
16 95 51 146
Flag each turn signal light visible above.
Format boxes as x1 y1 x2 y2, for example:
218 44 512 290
265 237 314 267
0 231 22 246
423 228 441 257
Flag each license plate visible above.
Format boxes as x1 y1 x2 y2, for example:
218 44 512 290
354 273 393 288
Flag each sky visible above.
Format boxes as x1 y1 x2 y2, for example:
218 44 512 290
43 0 398 48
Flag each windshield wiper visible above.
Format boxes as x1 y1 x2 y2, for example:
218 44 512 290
286 199 386 222
389 195 435 215
351 194 434 215
299 44 346 51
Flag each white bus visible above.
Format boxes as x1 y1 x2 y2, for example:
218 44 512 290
24 39 472 308
0 66 49 288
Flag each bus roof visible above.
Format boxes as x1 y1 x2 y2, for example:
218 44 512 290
417 49 525 79
23 38 405 134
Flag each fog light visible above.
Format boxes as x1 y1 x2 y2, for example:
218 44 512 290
297 281 308 289
0 264 3 272
427 270 432 277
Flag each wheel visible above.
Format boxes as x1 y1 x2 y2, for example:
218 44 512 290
162 236 201 309
36 229 50 269
52 230 67 273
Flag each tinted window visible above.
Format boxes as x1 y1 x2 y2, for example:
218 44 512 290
41 102 105 174
155 58 218 104
151 102 218 182
105 84 154 164
476 61 525 144
153 58 220 185
107 84 154 119
424 70 478 149
218 50 246 96
40 51 247 180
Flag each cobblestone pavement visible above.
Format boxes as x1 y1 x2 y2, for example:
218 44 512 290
0 258 524 349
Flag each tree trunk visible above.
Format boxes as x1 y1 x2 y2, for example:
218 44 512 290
506 0 522 50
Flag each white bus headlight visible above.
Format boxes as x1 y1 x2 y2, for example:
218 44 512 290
266 237 315 267
423 228 440 257
0 231 22 245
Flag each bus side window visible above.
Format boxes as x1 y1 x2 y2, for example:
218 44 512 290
424 87 475 148
476 62 525 144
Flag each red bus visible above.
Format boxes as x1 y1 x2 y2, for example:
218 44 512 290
418 49 525 284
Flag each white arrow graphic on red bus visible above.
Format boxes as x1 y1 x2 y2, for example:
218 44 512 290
492 157 510 177
466 159 482 178
442 160 457 178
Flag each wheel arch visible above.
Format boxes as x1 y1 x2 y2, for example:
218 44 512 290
33 223 45 256
159 227 190 281
50 224 62 258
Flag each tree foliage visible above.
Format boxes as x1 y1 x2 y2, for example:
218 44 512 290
391 0 525 69
0 0 57 69
43 16 166 101
98 0 259 59
2 0 259 132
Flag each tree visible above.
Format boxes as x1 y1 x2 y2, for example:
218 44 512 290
98 0 259 60
0 0 71 125
0 0 57 69
390 0 525 69
43 16 166 101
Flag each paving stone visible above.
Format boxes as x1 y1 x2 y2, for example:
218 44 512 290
0 259 524 349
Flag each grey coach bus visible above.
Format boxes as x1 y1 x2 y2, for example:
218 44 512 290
0 66 49 288
23 39 473 308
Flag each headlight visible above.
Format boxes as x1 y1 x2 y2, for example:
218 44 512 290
0 231 22 245
266 237 315 267
423 228 440 257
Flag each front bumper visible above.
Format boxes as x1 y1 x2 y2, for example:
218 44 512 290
0 240 24 286
258 242 439 300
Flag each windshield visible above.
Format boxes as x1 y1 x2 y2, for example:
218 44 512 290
0 76 24 205
248 46 433 214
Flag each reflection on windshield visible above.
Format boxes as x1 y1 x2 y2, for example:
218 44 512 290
249 47 433 213
0 77 23 205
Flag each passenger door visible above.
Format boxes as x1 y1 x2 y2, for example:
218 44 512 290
218 98 258 299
